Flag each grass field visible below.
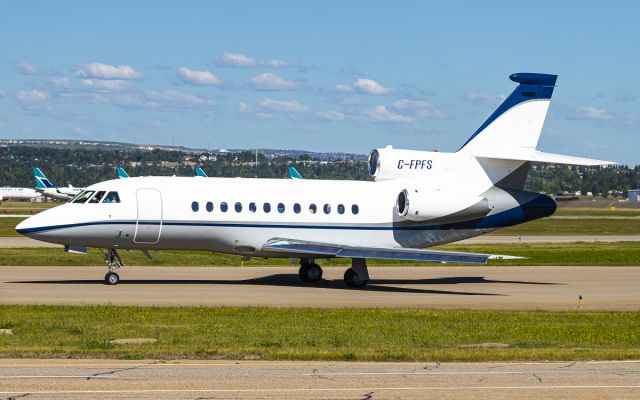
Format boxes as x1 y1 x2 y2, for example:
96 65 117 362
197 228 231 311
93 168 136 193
0 305 638 361
1 241 638 266
0 218 24 236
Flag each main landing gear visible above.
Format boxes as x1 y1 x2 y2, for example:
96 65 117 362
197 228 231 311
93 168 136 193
344 258 369 288
299 259 323 282
298 257 370 288
104 249 124 285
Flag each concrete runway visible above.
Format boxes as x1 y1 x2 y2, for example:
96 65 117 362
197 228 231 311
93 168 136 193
1 265 639 310
2 234 640 248
1 359 639 399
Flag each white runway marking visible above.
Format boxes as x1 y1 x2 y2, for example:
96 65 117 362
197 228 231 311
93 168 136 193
302 371 525 376
2 385 640 395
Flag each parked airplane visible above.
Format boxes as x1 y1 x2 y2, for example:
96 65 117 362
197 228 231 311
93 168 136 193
17 73 614 287
0 187 42 202
117 167 129 179
33 167 83 201
288 166 303 179
195 167 208 177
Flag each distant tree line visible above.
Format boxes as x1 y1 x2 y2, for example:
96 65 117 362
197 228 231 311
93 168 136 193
0 145 638 196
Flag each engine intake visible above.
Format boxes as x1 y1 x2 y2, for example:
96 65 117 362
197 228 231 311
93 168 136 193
396 188 490 222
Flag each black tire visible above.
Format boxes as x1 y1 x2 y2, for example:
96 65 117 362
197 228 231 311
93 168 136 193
105 271 119 285
299 263 323 283
344 268 368 288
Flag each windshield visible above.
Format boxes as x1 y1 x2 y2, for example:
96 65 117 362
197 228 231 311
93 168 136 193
72 191 95 204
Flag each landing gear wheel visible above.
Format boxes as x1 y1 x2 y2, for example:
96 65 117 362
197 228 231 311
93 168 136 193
344 268 368 288
105 271 120 285
299 263 323 283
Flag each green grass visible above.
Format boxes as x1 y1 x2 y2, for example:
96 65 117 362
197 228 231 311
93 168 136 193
0 305 638 361
1 241 639 266
0 218 24 236
492 217 640 235
555 208 640 217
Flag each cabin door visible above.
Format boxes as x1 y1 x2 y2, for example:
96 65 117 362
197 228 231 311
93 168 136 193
134 188 163 244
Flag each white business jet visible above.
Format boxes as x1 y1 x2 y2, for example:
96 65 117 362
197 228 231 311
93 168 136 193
16 73 613 287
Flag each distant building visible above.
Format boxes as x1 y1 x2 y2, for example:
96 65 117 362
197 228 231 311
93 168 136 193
628 189 640 202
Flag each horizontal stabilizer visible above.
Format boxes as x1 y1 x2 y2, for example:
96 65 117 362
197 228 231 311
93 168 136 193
262 238 522 264
475 150 615 166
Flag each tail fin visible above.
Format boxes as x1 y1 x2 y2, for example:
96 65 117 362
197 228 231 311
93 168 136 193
459 73 614 167
195 167 208 177
116 166 129 179
458 73 557 154
33 167 56 189
288 166 303 179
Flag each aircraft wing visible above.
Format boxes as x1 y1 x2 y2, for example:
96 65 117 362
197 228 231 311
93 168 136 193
262 237 522 264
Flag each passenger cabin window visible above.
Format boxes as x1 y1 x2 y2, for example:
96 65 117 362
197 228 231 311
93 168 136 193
191 201 199 212
309 204 317 214
103 191 121 203
323 204 331 214
72 191 95 204
220 202 228 212
249 202 257 213
277 203 285 213
337 204 345 214
89 191 106 203
352 204 359 215
206 202 214 212
235 202 243 213
293 203 301 214
263 202 271 213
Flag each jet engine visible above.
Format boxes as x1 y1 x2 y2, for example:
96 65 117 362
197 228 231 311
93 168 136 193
368 147 438 181
395 188 490 222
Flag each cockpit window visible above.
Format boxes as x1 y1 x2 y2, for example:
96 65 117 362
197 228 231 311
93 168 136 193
103 191 121 203
89 191 106 203
72 191 95 204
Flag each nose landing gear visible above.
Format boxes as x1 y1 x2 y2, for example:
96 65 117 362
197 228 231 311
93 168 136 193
104 249 124 285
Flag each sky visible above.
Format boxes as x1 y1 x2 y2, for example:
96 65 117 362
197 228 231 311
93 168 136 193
1 1 638 164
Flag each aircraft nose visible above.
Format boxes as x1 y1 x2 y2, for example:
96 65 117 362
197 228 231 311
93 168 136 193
15 215 39 236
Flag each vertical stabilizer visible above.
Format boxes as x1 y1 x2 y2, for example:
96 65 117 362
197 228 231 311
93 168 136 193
458 73 557 155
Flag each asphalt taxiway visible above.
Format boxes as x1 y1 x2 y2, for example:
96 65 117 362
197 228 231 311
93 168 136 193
1 359 639 399
1 265 638 310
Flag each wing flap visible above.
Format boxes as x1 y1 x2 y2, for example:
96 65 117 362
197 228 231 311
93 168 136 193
262 238 522 264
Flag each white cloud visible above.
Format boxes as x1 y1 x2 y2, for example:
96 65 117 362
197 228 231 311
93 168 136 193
176 67 221 86
463 93 506 106
365 105 413 123
80 79 129 92
578 106 612 120
76 63 144 80
17 89 51 103
14 62 38 75
393 99 445 118
250 73 296 90
335 84 354 93
315 110 346 121
0 89 5 97
354 78 391 95
238 102 251 112
48 76 72 91
219 52 292 68
258 98 308 113
110 90 212 111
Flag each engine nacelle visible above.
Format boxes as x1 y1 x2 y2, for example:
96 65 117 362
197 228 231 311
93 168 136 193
395 188 490 222
368 147 440 181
